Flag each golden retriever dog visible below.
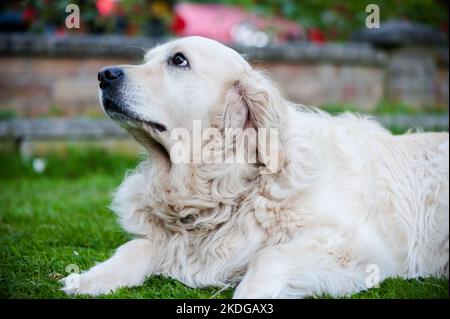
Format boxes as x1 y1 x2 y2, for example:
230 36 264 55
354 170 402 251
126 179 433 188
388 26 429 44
61 36 449 298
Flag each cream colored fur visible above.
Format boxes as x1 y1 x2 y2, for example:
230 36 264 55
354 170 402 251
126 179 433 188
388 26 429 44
61 37 449 298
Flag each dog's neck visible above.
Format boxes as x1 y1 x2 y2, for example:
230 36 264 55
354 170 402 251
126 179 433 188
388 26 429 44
138 141 260 232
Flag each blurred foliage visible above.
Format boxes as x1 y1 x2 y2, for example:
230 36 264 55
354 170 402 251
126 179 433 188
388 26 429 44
191 0 449 40
1 0 448 40
47 105 65 117
0 110 17 121
1 0 174 36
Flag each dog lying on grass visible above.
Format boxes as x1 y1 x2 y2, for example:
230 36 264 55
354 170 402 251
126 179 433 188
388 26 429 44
61 36 449 298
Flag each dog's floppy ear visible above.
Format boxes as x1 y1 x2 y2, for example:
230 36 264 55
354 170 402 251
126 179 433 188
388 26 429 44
220 70 285 174
223 70 285 130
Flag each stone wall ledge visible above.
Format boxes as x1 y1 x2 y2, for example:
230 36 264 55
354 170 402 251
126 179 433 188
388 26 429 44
1 115 448 141
0 32 389 66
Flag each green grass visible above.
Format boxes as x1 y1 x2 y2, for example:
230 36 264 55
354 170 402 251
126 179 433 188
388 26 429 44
320 101 448 116
0 149 448 299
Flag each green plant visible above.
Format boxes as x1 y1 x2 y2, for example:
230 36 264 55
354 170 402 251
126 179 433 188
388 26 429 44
0 110 16 121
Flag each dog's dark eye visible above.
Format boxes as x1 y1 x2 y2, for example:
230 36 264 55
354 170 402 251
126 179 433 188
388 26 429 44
170 53 189 67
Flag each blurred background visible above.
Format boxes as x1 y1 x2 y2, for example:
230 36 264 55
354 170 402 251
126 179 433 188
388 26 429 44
0 1 449 299
0 0 449 168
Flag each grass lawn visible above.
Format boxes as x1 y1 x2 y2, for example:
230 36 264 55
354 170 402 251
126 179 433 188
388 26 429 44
0 148 448 299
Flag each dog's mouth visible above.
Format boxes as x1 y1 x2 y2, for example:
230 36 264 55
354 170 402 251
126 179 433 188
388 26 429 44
101 94 170 159
102 96 167 133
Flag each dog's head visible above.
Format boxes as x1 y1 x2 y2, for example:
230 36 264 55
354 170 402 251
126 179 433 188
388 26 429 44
99 36 285 167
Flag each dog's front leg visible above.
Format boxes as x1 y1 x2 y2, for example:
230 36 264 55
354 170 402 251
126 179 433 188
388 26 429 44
61 238 158 296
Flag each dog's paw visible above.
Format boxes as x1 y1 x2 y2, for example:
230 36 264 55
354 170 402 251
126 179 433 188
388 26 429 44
60 272 120 296
60 273 83 295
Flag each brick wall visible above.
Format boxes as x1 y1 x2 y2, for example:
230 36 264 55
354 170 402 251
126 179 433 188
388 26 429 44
259 62 384 111
0 33 448 117
0 57 131 117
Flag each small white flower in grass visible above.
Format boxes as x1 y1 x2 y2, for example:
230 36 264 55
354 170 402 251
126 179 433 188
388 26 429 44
32 158 46 173
73 251 79 256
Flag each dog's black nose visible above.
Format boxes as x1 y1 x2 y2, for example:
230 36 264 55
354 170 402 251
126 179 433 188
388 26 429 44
98 67 123 89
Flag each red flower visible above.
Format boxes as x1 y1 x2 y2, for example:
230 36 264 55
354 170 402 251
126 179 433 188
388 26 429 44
96 0 114 17
171 13 186 34
307 28 326 44
22 7 37 23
